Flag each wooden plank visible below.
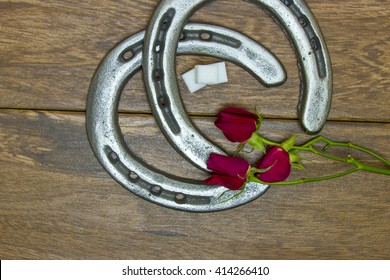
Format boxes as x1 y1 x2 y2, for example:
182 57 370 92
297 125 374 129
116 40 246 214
1 110 389 259
0 0 389 122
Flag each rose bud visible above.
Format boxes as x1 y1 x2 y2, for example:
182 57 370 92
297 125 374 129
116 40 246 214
204 153 250 190
256 146 291 183
215 108 259 143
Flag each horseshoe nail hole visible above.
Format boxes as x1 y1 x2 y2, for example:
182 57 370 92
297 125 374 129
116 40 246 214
122 50 134 61
150 185 163 196
154 70 162 81
174 193 187 204
155 42 162 53
310 37 320 50
167 9 174 18
158 96 168 108
298 16 308 27
200 32 212 41
281 0 293 6
310 40 317 49
161 19 170 29
161 11 174 30
163 11 174 23
108 151 119 163
129 171 139 181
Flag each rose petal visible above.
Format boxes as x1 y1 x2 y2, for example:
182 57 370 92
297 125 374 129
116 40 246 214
257 146 291 183
215 118 257 143
215 108 258 143
219 108 259 121
207 153 250 178
204 173 246 190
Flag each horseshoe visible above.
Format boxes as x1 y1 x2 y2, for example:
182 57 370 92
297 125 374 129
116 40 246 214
86 23 288 212
148 23 286 167
143 0 333 171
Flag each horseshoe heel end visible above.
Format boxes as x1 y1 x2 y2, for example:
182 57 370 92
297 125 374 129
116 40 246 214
246 0 333 134
300 80 333 134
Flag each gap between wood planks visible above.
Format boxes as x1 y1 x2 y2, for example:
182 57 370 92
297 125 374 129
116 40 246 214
0 107 389 125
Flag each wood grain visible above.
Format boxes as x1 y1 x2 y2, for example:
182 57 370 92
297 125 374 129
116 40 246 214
0 0 389 121
0 110 389 259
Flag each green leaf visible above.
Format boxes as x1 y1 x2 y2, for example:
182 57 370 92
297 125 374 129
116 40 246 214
247 132 266 153
289 150 301 163
249 165 274 174
255 111 264 130
247 173 265 185
281 135 297 152
292 162 305 171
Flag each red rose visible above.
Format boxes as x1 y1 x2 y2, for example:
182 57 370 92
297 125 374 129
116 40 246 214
204 153 250 190
215 108 259 143
207 153 250 178
204 174 247 190
256 146 291 183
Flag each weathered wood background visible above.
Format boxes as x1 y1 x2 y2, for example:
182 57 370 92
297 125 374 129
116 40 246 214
1 0 389 259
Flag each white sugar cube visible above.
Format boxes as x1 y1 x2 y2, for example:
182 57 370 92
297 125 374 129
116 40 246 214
181 61 229 93
195 64 219 84
181 68 206 93
195 62 228 84
215 61 228 84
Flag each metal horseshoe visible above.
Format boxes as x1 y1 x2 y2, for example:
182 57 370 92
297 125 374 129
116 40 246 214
87 23 289 212
143 0 333 171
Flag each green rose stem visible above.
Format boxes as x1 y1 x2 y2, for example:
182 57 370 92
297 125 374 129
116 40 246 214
249 168 362 186
257 134 390 167
295 135 390 166
243 133 390 185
